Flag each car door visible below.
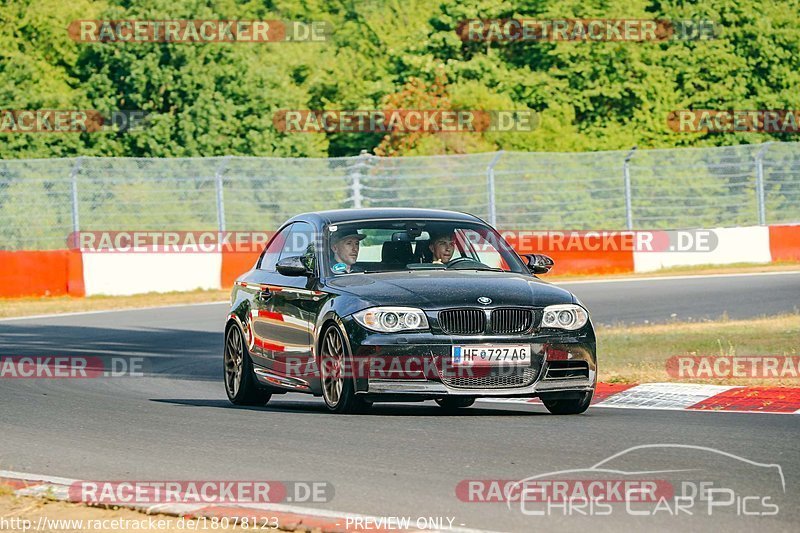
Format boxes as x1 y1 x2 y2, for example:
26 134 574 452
253 222 323 381
269 222 321 376
248 224 293 368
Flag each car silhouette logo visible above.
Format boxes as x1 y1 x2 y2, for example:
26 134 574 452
478 297 492 305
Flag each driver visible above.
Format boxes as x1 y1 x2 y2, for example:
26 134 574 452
428 231 456 264
330 230 366 273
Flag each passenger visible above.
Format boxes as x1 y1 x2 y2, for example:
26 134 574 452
428 231 456 264
330 230 366 273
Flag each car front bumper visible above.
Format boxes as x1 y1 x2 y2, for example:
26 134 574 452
342 317 596 399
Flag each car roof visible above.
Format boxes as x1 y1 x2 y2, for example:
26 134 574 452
288 208 486 227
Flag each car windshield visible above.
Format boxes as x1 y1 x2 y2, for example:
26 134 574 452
324 219 527 275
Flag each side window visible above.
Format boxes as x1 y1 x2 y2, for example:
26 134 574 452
258 225 292 271
278 222 316 272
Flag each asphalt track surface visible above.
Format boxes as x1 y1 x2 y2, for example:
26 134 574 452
1 272 799 532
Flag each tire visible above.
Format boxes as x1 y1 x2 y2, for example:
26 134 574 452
541 390 593 415
435 397 476 411
224 324 271 406
319 325 370 414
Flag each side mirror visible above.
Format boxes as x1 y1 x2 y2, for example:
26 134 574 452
276 256 313 277
523 253 554 275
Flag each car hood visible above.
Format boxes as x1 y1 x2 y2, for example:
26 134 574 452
325 270 576 310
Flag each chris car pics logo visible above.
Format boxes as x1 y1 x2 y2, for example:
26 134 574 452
500 444 785 517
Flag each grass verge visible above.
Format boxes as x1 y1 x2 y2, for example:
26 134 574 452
0 289 229 319
599 312 800 385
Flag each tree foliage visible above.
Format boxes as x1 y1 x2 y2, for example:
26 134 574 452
1 0 798 158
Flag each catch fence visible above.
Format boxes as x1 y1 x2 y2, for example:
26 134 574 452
1 143 798 250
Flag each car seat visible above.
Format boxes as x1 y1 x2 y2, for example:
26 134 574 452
381 241 414 268
412 239 434 263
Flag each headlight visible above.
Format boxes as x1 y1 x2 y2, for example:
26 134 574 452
353 307 429 333
541 304 589 330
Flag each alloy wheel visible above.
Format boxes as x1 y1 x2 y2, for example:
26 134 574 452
321 327 345 406
224 326 244 398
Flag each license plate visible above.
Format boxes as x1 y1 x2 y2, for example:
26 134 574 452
451 345 530 367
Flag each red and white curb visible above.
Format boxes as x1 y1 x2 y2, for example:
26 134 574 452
479 382 800 414
0 470 492 533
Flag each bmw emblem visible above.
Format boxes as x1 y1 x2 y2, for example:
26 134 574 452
477 297 492 305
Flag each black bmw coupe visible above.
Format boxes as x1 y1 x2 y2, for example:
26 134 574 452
224 208 596 414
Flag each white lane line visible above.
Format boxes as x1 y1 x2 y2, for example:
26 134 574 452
0 469 77 486
0 301 229 322
556 270 800 285
16 484 71 499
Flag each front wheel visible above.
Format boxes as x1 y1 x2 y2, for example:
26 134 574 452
541 390 593 415
319 325 370 414
224 324 271 406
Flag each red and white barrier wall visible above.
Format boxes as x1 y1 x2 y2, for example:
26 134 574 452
631 226 772 272
81 252 223 296
0 250 85 298
1 225 799 298
508 224 800 275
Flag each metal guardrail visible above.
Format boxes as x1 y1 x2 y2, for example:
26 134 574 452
1 143 799 250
